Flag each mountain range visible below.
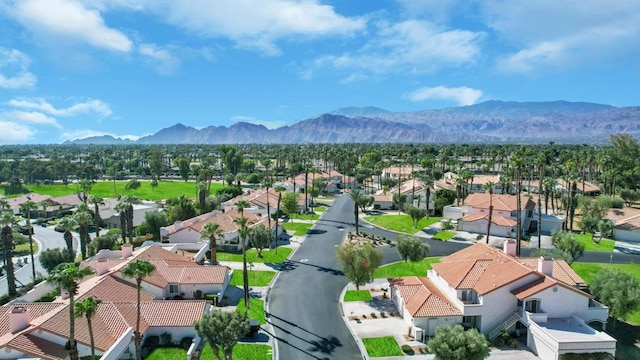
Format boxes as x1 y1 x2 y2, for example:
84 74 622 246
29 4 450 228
67 100 640 145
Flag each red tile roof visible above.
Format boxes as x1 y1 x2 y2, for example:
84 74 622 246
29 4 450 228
389 277 461 317
0 303 63 335
7 333 68 360
465 193 536 212
461 213 517 227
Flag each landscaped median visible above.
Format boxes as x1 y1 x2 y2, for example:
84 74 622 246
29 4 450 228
373 257 441 278
146 343 272 360
230 270 276 287
362 337 403 357
575 233 615 252
362 214 442 235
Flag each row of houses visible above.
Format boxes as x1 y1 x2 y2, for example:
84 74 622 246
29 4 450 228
389 241 616 360
0 243 231 359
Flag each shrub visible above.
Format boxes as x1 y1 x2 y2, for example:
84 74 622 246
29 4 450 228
143 335 160 350
441 219 454 230
597 196 623 209
180 337 193 350
160 332 172 346
194 290 203 299
401 344 414 355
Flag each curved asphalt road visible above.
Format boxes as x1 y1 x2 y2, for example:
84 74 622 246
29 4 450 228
0 226 77 296
269 194 639 360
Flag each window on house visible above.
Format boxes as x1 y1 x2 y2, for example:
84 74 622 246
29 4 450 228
169 284 179 294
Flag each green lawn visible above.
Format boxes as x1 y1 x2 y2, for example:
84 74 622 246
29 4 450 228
13 241 39 257
216 247 292 264
201 343 272 360
574 233 615 252
344 290 373 302
230 270 276 287
291 213 320 220
314 206 326 212
145 347 186 360
573 262 640 325
363 215 442 235
282 222 312 236
573 263 640 358
374 257 441 278
432 231 456 241
236 297 266 324
362 337 403 357
25 180 222 201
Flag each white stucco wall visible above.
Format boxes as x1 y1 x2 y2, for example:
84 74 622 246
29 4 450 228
530 286 590 319
613 228 640 242
144 327 199 344
168 228 200 243
0 347 27 359
413 316 461 337
458 219 514 238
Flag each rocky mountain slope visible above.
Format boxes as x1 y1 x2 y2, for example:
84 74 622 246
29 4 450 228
67 100 640 145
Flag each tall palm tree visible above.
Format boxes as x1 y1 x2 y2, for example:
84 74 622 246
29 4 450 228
483 181 495 244
263 181 273 249
38 200 49 219
200 222 223 265
1 211 17 297
349 189 370 235
20 200 37 280
513 152 524 256
534 154 546 249
122 260 156 360
75 296 101 360
233 216 251 316
73 204 93 260
49 263 95 360
58 216 76 259
88 195 104 238
273 186 286 254
114 201 128 244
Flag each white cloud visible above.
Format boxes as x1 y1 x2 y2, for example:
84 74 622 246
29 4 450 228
4 111 61 128
95 0 366 55
481 0 640 73
231 115 288 129
311 20 482 77
59 129 140 141
396 0 459 21
4 0 133 52
0 121 34 143
139 43 181 75
404 86 483 106
8 98 112 118
0 47 36 89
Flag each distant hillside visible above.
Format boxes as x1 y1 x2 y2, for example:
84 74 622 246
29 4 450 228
66 100 640 145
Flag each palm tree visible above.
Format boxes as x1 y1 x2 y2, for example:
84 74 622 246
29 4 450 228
273 186 286 253
233 216 251 316
534 154 546 249
349 189 369 235
200 222 223 265
73 204 93 260
263 181 273 249
20 200 37 280
75 296 101 360
513 152 524 256
114 201 128 244
122 260 156 360
1 211 17 296
88 195 104 238
483 181 495 244
455 177 466 206
58 216 76 259
49 263 95 360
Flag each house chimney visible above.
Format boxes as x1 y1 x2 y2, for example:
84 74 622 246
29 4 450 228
537 256 554 277
121 244 133 259
174 221 182 230
95 258 109 275
10 307 29 333
503 240 517 257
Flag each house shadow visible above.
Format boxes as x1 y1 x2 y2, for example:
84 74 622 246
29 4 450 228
241 331 270 343
423 227 439 235
221 286 243 306
609 321 640 359
364 298 397 313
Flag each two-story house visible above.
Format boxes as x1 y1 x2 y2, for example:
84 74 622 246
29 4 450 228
0 243 229 359
453 193 536 237
389 241 616 360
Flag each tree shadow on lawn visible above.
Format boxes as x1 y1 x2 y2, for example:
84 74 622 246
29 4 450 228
264 260 298 272
609 321 640 359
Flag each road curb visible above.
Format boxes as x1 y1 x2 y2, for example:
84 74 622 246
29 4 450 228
339 284 369 360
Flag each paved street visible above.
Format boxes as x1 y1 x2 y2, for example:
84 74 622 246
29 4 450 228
0 226 77 297
268 194 639 360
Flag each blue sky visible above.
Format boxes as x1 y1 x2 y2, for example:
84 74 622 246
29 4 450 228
0 0 639 144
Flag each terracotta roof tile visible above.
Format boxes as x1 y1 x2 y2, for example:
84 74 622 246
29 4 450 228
465 193 536 212
511 275 590 300
517 258 585 287
461 213 517 227
0 303 64 336
390 277 461 317
140 301 207 327
8 333 68 360
79 274 155 303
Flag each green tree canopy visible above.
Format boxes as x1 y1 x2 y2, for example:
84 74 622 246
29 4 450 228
396 235 430 262
429 325 490 360
336 243 383 291
39 248 74 273
248 224 270 258
590 268 640 329
551 231 584 265
281 192 300 220
194 311 250 360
